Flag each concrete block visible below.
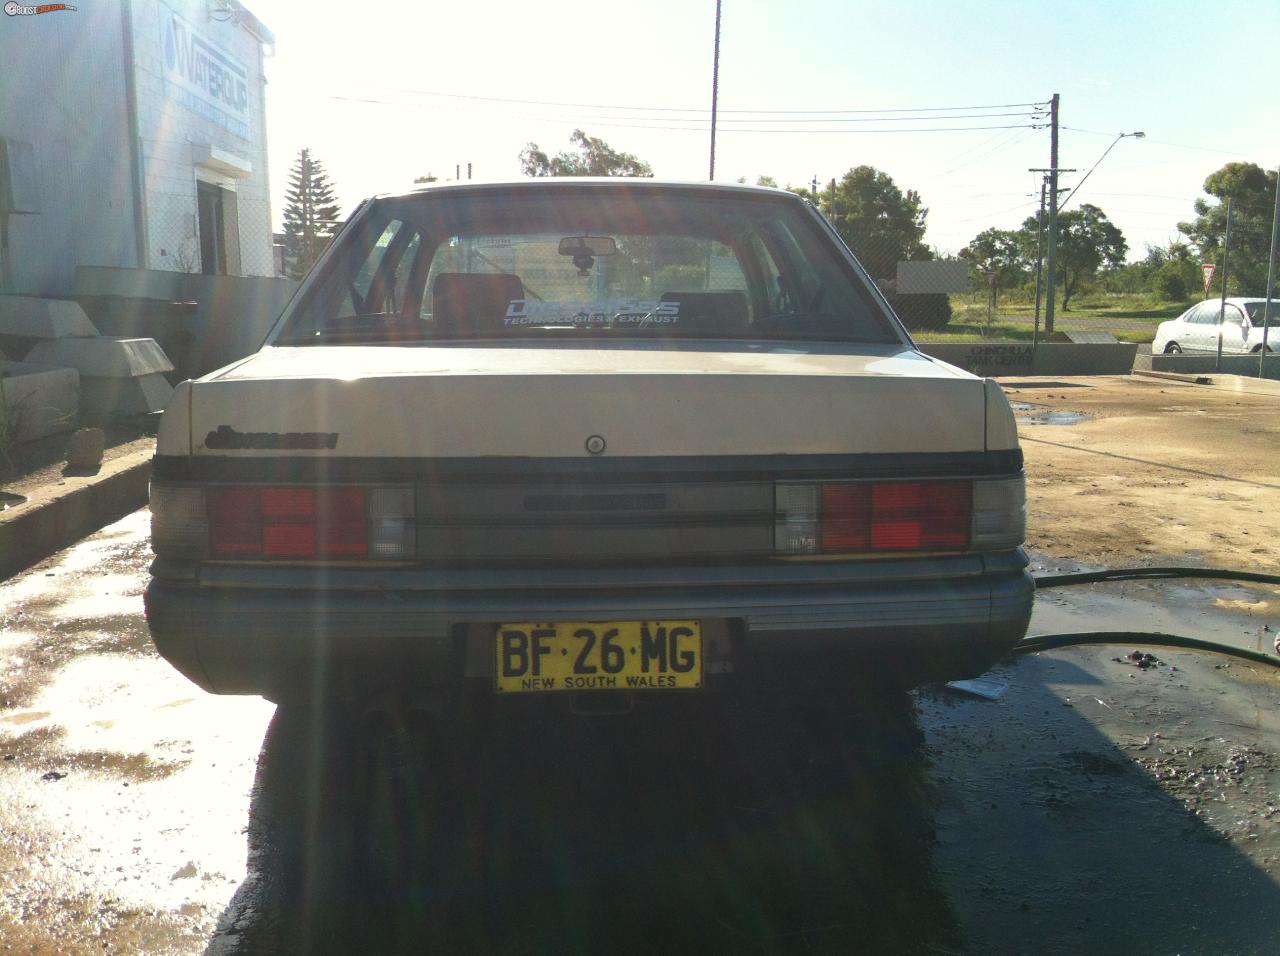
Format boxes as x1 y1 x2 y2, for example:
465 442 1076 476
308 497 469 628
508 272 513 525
65 427 105 471
77 297 198 382
80 372 173 422
1048 331 1118 344
920 342 1138 377
0 360 79 443
1145 352 1280 381
0 444 152 580
25 336 174 377
0 295 99 338
75 265 184 301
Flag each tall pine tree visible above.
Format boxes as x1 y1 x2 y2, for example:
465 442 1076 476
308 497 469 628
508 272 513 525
282 148 341 280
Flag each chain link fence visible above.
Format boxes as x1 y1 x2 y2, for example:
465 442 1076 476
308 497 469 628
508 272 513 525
837 218 1274 365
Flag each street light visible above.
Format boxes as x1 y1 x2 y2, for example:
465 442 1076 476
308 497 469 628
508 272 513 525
1060 131 1146 209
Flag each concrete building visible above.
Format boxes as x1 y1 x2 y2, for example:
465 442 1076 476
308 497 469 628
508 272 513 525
0 0 276 296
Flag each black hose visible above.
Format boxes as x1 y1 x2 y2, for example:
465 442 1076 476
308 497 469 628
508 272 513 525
1014 631 1279 669
1034 566 1280 588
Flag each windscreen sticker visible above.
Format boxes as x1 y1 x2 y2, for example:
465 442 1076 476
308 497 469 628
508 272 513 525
503 299 680 327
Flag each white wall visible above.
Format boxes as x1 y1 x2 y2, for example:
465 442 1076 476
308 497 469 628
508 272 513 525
130 0 275 278
0 4 138 295
0 1 275 297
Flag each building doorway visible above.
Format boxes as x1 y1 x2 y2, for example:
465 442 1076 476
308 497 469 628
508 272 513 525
196 180 241 275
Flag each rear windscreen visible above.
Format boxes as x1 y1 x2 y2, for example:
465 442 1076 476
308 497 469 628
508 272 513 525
275 189 898 346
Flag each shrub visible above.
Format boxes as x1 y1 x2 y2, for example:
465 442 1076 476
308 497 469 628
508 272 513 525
1153 259 1199 303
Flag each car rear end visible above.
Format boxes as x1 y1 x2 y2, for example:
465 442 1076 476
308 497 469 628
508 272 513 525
144 180 1032 704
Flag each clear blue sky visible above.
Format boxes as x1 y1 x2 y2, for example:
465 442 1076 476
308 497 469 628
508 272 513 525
250 0 1279 260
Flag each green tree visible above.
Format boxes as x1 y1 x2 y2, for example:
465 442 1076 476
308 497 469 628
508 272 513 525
960 227 1029 301
792 166 930 278
792 166 948 330
413 172 439 184
282 148 341 280
519 130 653 177
1147 243 1201 302
1178 162 1279 296
1024 203 1126 310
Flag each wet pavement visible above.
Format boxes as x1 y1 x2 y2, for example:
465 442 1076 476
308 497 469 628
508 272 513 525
1009 401 1089 427
0 511 1278 954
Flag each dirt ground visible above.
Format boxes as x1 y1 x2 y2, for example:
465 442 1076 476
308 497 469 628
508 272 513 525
1 373 1279 953
1001 374 1280 573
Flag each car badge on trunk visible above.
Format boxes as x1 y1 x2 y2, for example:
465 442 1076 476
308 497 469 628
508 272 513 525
585 435 606 455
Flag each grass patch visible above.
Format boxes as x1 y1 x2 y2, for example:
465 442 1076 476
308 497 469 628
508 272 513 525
932 292 1187 342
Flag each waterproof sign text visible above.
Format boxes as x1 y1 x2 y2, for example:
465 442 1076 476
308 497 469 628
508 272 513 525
161 5 251 139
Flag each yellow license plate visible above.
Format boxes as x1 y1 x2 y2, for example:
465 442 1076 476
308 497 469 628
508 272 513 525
494 620 702 694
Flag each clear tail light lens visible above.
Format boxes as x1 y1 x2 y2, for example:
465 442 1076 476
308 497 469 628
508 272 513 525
774 483 820 555
970 477 1026 551
149 483 207 559
368 487 416 559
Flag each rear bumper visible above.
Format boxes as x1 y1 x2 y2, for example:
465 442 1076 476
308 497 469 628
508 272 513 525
145 551 1034 697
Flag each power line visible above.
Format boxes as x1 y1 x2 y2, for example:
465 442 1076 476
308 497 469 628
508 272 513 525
560 110 1044 125
319 82 1047 118
325 95 1044 134
1063 126 1251 157
955 201 1038 223
935 127 1036 179
324 95 1042 126
602 122 1047 134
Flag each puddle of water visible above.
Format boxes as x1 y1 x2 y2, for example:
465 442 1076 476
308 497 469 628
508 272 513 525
1032 577 1276 656
1011 401 1089 426
0 710 50 726
51 573 146 621
0 631 37 652
0 510 150 614
0 652 274 914
0 492 26 511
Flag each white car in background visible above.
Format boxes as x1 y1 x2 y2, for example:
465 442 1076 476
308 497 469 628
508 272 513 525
1152 297 1279 354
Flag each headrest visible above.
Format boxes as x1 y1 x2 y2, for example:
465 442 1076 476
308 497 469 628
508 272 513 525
432 272 524 334
659 291 749 332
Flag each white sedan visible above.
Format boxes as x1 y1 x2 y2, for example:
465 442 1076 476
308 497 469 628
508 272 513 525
1152 297 1279 354
145 179 1032 705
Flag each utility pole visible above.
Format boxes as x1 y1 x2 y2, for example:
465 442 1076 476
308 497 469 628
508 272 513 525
1032 175 1047 347
1215 197 1233 373
811 174 819 196
1260 164 1279 379
1029 170 1075 345
708 0 722 181
1044 93 1060 335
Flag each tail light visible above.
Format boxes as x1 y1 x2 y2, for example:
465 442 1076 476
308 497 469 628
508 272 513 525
150 483 416 560
775 476 1024 555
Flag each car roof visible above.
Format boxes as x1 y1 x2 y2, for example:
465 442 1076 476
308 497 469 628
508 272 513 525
1199 297 1279 306
371 177 795 203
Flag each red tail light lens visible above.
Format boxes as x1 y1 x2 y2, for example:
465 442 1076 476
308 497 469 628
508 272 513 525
778 480 973 554
869 481 970 550
209 486 369 558
820 484 871 551
208 488 264 557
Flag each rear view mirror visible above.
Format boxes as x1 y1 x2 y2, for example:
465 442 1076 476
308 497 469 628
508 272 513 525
559 236 617 257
